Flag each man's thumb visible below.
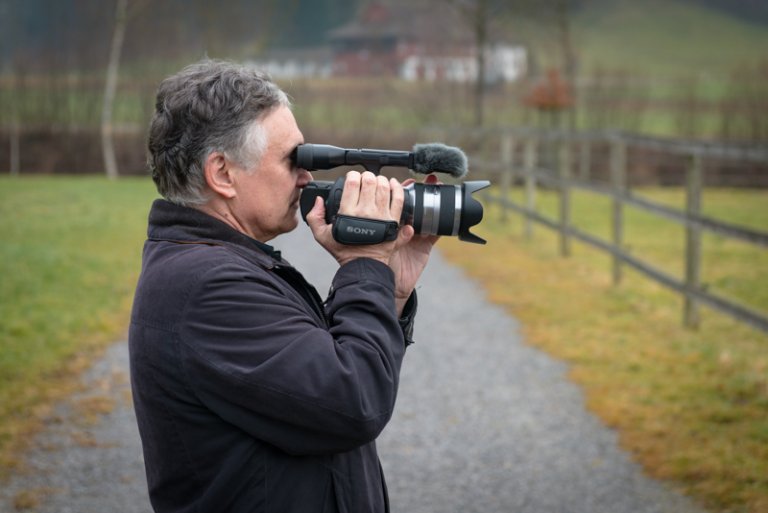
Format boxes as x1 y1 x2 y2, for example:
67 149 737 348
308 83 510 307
305 196 327 231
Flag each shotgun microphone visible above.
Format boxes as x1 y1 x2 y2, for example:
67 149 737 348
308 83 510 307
294 143 468 177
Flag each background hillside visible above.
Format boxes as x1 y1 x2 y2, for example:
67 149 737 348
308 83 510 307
573 0 768 76
504 0 768 78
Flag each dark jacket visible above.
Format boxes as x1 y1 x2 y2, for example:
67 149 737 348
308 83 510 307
129 200 416 513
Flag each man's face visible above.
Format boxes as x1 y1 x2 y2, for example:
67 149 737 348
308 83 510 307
231 105 311 242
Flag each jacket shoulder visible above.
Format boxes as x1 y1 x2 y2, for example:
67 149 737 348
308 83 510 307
132 241 277 329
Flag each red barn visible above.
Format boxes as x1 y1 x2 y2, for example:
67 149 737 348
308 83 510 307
328 1 526 82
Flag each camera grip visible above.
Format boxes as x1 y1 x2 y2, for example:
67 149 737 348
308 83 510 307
332 215 399 245
299 181 333 222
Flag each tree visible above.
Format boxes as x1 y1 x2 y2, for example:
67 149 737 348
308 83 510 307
443 0 568 128
445 0 492 127
493 0 580 130
101 0 128 180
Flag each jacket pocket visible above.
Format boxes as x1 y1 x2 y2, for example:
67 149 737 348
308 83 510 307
265 450 339 513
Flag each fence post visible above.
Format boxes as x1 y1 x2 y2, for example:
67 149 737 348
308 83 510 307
684 152 703 329
499 134 514 222
523 138 537 240
610 136 627 285
558 137 571 257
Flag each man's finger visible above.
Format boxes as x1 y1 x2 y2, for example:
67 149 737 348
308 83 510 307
389 178 404 221
339 171 362 214
357 171 379 213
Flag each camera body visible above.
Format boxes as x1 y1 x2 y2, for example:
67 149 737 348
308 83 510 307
294 143 490 245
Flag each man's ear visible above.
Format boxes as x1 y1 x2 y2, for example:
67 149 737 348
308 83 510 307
203 152 237 199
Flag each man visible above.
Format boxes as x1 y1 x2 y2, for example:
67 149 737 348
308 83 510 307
129 59 438 513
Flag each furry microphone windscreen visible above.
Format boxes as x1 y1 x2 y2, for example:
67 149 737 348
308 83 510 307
411 143 468 178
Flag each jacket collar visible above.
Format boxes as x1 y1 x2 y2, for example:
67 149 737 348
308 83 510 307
147 199 283 263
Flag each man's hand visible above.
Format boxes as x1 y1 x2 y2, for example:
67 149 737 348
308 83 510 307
305 171 439 316
306 170 404 267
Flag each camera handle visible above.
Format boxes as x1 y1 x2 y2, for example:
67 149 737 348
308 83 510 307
299 179 399 245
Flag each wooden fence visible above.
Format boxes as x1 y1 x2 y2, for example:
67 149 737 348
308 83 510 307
468 128 768 334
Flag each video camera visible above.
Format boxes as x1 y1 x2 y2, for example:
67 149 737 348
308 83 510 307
295 143 490 245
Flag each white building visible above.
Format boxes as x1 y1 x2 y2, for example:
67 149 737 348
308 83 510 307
401 44 527 83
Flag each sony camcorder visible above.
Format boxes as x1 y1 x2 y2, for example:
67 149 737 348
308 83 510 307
295 143 490 245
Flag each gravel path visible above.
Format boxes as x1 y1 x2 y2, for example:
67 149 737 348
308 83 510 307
0 225 707 513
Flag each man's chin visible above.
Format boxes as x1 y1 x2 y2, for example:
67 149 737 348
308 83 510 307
285 212 300 231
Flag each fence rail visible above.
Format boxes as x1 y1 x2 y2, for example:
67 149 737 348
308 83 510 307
471 129 768 334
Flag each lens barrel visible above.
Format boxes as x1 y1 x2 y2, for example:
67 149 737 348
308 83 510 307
401 181 488 243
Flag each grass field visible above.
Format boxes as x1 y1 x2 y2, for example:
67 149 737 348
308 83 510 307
440 186 768 513
1 177 767 512
0 176 157 473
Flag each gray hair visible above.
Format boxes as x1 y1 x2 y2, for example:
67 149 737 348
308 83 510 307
147 59 290 206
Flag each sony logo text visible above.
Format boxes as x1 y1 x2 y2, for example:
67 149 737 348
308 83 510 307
346 226 377 236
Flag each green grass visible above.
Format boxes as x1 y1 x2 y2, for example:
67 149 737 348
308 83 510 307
441 186 768 512
0 86 151 127
0 176 157 472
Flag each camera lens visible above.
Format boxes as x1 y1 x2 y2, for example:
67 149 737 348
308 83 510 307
402 181 489 244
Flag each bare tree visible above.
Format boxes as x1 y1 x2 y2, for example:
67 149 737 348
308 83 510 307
102 0 155 179
444 0 579 128
445 0 491 127
101 0 128 180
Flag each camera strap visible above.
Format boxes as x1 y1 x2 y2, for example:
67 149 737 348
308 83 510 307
332 215 399 245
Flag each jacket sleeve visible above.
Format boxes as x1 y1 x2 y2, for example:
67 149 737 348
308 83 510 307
178 257 407 456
